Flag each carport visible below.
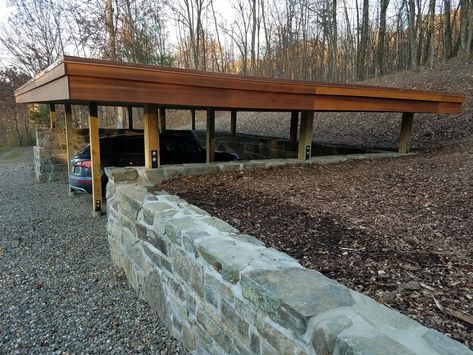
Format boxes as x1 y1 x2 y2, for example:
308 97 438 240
14 56 465 216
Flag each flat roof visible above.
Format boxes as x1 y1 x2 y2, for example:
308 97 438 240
15 56 465 113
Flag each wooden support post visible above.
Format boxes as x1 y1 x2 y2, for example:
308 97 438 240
191 109 196 130
49 104 57 128
159 107 166 132
144 104 160 169
298 110 314 160
206 109 215 163
88 102 102 216
65 104 74 195
290 111 299 141
399 112 414 154
231 110 237 136
128 107 133 129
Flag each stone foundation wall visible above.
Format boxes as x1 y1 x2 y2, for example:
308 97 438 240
104 166 471 355
34 128 69 183
193 131 298 160
34 127 141 183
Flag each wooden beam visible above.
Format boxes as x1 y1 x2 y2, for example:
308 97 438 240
231 110 237 136
144 104 160 169
88 102 102 216
49 104 57 128
290 111 299 141
399 112 414 154
206 109 215 163
65 104 74 194
298 110 314 160
191 109 196 130
128 107 133 129
159 107 166 132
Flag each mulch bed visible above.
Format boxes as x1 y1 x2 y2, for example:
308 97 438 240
162 141 473 349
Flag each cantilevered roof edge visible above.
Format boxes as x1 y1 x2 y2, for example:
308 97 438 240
15 60 70 103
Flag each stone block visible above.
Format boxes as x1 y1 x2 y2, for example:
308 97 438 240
197 237 264 283
422 330 472 355
105 167 138 182
246 247 301 271
182 325 196 350
143 271 171 329
117 185 146 220
182 230 211 255
213 332 232 353
143 168 166 184
173 249 204 297
142 242 172 273
221 300 249 339
264 159 288 168
204 285 220 309
121 227 139 247
218 162 243 172
205 273 235 302
311 314 353 355
242 160 267 169
119 213 137 236
229 233 266 246
165 216 200 244
164 165 185 179
231 338 253 355
196 308 221 337
334 334 417 355
183 163 220 177
241 268 354 334
184 204 210 217
256 315 305 354
250 333 261 353
201 216 239 233
310 156 347 165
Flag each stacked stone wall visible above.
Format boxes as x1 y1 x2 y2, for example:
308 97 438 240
105 166 472 355
33 127 141 183
193 131 298 160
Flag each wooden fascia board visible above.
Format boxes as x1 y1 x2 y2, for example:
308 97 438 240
15 76 70 104
63 60 464 105
67 75 462 113
15 62 66 97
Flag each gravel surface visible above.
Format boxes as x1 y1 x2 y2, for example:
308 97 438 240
163 141 473 350
0 147 186 354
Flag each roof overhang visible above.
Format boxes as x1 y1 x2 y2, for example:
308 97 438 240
15 56 465 114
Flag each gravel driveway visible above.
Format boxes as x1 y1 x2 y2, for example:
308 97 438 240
0 147 186 354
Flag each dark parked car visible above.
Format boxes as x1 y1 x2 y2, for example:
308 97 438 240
69 130 238 194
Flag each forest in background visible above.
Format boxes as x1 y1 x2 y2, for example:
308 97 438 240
0 0 472 147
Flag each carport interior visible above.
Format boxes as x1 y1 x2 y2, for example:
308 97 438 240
15 56 465 216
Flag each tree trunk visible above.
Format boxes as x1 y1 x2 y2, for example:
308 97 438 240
408 0 418 69
444 0 453 58
357 0 369 80
422 0 436 65
459 0 471 59
377 0 390 75
105 0 116 60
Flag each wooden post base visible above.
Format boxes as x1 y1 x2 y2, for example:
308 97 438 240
298 111 314 160
399 112 414 154
207 109 215 163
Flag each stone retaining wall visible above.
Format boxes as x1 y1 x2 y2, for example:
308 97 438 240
34 127 141 183
105 166 472 355
193 131 299 160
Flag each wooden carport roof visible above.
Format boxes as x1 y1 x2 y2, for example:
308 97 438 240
15 56 464 113
14 56 465 216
